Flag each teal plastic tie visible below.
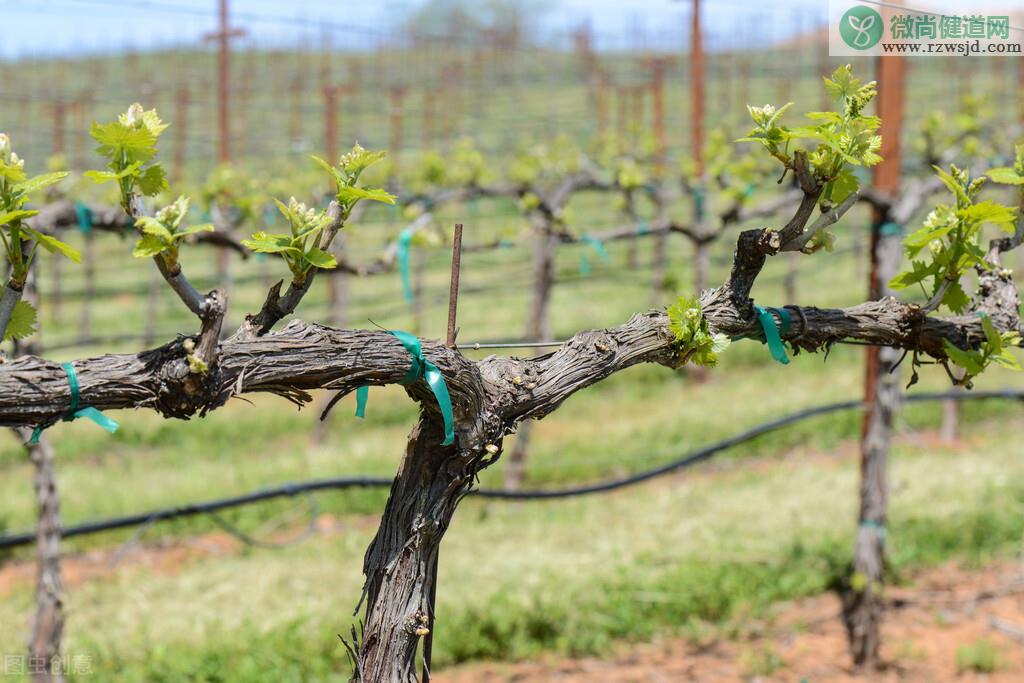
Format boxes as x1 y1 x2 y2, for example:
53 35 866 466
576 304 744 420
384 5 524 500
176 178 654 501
29 362 119 446
859 520 886 538
878 221 902 237
397 227 416 303
579 234 610 276
354 330 455 446
754 306 790 365
74 201 93 234
694 187 706 221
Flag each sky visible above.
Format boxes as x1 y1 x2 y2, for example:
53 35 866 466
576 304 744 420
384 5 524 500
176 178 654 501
0 0 822 58
0 0 1020 59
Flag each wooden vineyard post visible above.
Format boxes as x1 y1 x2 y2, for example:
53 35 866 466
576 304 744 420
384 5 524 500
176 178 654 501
687 0 709 384
388 85 408 178
690 0 705 183
203 0 246 165
645 56 673 173
616 85 629 143
203 0 246 292
288 72 306 147
321 83 354 332
323 85 340 164
842 45 906 670
172 85 190 185
629 85 644 151
48 100 66 326
594 69 610 139
421 86 435 150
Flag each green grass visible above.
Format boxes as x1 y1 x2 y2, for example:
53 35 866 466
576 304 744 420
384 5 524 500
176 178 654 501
956 638 1005 674
3 411 1024 681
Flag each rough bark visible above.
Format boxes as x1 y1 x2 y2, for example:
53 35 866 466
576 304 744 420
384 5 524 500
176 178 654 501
78 232 95 343
844 341 899 668
349 417 476 682
842 216 902 668
504 225 558 490
24 431 66 683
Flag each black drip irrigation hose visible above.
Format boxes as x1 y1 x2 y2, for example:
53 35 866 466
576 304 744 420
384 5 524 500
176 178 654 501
0 389 1021 550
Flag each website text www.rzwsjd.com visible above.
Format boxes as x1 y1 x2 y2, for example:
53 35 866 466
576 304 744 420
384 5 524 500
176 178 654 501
881 40 1022 55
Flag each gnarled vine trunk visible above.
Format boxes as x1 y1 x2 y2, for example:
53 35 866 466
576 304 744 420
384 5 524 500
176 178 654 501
351 417 486 682
504 227 557 490
26 432 66 683
843 343 899 667
843 221 902 668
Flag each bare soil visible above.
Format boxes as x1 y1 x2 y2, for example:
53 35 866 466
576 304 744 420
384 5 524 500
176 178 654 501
437 561 1024 682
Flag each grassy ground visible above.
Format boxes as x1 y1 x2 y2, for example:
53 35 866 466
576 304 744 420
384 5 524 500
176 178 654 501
2 408 1024 681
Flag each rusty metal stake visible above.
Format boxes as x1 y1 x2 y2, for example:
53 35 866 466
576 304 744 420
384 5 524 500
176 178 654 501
446 223 463 348
425 223 463 682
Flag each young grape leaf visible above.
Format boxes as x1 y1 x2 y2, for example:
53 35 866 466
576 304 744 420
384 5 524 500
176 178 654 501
242 232 300 255
942 339 984 375
137 165 169 196
986 167 1024 185
20 227 81 263
12 171 68 198
2 299 37 341
173 224 215 239
136 216 174 242
303 247 337 269
941 279 970 314
132 234 168 258
0 209 39 227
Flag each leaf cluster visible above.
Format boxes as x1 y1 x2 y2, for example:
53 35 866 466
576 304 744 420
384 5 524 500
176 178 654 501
85 103 169 210
667 295 730 367
943 313 1021 386
739 65 881 205
132 196 214 267
0 134 78 285
312 143 396 218
242 197 337 283
889 165 1017 313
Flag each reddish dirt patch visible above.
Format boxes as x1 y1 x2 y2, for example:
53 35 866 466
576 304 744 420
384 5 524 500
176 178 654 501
0 513 355 599
437 562 1024 682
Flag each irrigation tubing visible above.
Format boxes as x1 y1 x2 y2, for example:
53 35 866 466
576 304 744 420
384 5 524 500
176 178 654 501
0 389 1021 550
